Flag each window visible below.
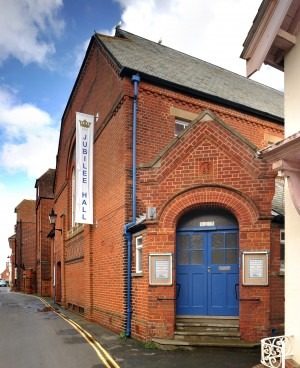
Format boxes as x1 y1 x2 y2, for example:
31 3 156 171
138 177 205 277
135 236 143 273
280 229 285 273
175 119 190 136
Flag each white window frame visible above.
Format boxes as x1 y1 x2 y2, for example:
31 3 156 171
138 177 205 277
135 236 143 274
175 119 190 136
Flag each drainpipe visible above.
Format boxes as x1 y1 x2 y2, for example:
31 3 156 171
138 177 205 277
124 73 140 337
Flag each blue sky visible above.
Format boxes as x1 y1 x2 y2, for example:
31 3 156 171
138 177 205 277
0 0 283 271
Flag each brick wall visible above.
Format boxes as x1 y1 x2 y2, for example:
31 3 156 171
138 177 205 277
135 82 282 166
129 88 282 342
8 235 16 288
53 42 129 327
14 200 36 293
36 197 54 296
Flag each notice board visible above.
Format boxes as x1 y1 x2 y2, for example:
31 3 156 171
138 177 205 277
149 253 172 285
242 251 269 286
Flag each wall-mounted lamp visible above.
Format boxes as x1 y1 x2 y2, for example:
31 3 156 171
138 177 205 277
49 209 62 233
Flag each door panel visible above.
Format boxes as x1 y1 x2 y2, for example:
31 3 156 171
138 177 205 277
177 272 189 308
191 272 206 310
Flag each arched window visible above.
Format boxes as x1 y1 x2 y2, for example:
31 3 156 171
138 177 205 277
71 167 76 227
68 144 76 229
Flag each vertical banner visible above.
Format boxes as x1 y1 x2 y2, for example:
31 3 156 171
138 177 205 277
75 112 94 224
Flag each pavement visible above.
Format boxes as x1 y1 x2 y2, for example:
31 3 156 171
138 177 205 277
42 296 260 368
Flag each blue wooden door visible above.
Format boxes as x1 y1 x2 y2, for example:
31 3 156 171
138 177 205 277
176 230 239 316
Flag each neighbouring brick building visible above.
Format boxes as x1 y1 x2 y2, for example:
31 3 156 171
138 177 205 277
35 169 55 296
8 234 16 288
1 262 10 282
50 28 284 345
14 199 36 293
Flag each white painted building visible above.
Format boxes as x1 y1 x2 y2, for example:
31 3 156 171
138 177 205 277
241 0 300 365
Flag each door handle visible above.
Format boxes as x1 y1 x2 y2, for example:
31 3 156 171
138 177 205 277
208 266 211 272
235 283 239 300
176 283 181 299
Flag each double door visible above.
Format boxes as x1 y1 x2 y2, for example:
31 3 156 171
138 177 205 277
176 230 239 316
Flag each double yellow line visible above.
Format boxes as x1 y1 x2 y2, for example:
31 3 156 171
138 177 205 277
36 296 121 368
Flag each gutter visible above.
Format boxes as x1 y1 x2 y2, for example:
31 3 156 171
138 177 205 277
124 73 140 337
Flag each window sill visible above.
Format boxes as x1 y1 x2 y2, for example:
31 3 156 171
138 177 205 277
132 272 143 277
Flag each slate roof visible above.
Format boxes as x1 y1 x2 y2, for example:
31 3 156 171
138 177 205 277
96 28 283 122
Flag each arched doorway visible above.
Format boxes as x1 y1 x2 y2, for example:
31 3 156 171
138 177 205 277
176 207 239 316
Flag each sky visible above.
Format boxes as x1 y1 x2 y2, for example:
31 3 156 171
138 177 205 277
0 0 284 272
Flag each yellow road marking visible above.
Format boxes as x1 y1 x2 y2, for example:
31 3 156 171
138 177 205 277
35 296 121 368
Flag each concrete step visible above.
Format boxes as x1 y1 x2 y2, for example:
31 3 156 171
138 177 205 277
174 331 240 342
176 323 239 332
152 337 259 350
176 316 239 327
174 316 240 344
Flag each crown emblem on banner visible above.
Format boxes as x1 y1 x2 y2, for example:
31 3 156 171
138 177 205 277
79 119 91 128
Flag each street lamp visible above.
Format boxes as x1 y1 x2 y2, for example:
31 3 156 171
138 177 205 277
48 209 62 233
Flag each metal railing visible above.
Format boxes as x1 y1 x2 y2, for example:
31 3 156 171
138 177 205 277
261 335 293 368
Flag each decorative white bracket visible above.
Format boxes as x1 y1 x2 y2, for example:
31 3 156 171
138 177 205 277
261 335 294 368
273 159 300 214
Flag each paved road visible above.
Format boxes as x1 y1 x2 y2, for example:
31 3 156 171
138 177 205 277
0 288 104 368
0 289 261 368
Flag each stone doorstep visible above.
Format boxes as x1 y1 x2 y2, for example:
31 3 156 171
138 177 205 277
152 337 259 350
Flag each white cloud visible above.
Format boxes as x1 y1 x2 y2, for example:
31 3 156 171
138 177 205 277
0 86 59 271
113 0 284 90
0 0 64 66
0 86 59 177
2 129 58 177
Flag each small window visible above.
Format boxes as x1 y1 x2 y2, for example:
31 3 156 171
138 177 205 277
135 236 143 273
175 119 190 136
280 229 285 273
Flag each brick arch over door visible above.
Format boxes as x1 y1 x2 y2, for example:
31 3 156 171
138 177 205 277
159 185 259 231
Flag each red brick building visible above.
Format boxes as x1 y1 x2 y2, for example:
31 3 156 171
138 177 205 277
8 234 16 288
1 262 10 282
14 199 36 293
52 28 284 345
35 169 55 296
